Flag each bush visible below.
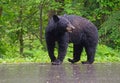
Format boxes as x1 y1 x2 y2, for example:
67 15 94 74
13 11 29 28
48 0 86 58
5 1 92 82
99 11 120 50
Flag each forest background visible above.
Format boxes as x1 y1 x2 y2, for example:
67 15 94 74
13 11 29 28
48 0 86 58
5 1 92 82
0 0 120 63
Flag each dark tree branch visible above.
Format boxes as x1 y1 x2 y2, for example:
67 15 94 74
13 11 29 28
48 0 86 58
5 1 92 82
39 2 43 44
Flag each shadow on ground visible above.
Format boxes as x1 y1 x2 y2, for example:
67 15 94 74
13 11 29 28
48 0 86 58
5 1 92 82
0 63 120 83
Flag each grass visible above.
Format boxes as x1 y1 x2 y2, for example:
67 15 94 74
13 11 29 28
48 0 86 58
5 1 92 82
0 44 120 64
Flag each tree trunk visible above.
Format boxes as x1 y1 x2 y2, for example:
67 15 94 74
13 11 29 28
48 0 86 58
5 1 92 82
19 28 24 55
0 6 2 17
17 6 24 56
39 3 43 44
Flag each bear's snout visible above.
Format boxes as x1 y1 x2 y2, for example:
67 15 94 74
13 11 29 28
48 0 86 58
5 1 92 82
66 24 75 33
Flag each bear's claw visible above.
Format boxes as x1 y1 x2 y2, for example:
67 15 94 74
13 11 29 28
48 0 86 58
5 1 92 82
68 58 79 63
68 58 75 63
51 59 62 65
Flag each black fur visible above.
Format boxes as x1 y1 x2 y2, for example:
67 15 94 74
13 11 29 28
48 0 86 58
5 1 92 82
45 15 98 65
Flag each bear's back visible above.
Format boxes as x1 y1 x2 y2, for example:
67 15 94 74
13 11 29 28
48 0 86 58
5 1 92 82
63 15 98 44
63 15 95 29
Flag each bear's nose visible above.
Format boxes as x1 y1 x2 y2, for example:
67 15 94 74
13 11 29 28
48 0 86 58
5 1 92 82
71 26 75 30
68 24 75 30
66 24 75 33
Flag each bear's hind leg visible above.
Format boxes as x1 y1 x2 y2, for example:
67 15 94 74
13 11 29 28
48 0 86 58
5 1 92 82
82 47 96 64
68 44 83 63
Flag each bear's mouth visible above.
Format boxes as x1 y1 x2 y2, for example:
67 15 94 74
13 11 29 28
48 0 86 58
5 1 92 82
66 26 75 33
66 27 73 33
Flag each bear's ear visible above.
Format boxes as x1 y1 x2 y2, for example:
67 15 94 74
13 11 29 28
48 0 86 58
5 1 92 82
53 15 59 23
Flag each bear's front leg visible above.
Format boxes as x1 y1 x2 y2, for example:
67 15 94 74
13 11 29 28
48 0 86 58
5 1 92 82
52 37 68 65
46 39 56 63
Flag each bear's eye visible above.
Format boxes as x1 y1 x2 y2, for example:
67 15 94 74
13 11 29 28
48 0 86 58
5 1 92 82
59 21 67 27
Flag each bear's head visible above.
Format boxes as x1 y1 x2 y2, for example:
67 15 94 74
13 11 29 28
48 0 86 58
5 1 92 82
52 15 75 33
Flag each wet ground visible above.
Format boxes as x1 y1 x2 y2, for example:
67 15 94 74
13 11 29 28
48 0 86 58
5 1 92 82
0 63 120 83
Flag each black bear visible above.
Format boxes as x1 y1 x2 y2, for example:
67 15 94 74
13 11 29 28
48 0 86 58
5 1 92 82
45 15 98 65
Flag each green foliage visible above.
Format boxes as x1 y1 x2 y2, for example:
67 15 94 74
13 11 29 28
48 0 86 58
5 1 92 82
63 0 83 15
96 44 120 62
0 0 120 63
99 11 120 49
0 0 41 59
